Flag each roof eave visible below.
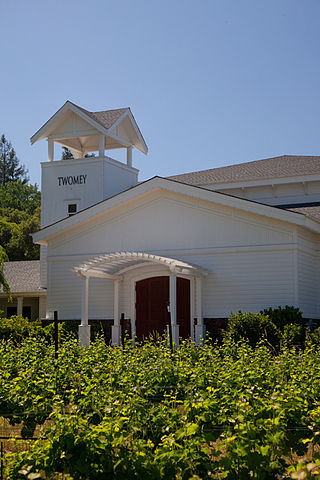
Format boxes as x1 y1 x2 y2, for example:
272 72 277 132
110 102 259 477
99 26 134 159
30 101 111 145
32 177 320 244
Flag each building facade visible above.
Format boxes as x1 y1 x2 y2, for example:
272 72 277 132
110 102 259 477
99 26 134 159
31 102 320 346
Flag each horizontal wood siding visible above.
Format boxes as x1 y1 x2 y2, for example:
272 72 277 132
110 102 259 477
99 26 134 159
47 260 114 320
188 249 295 317
48 192 295 256
44 192 308 321
297 228 320 318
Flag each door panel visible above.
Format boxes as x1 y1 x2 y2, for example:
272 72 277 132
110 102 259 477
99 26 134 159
136 276 169 339
135 276 191 340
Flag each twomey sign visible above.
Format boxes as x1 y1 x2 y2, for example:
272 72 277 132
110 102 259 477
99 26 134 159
58 174 87 186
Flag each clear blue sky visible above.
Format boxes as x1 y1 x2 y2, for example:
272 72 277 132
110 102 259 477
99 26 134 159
1 0 320 187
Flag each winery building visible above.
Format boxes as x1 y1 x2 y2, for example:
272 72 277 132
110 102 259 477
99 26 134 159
25 101 320 346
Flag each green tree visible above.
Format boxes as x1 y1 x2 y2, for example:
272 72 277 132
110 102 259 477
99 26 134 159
0 182 41 260
61 147 73 160
0 134 28 185
0 245 11 299
0 182 40 215
61 147 96 159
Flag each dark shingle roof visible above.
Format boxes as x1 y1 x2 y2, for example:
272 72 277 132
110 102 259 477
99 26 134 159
287 205 320 222
70 102 128 130
168 155 320 185
0 261 42 294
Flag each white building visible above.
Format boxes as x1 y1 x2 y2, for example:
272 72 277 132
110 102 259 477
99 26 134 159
30 101 320 346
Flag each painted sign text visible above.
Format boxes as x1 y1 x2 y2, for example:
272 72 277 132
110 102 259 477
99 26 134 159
58 174 87 186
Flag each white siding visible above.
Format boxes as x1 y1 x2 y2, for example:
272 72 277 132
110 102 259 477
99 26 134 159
297 228 320 318
199 250 295 316
40 245 47 288
48 191 295 256
44 191 303 321
47 259 114 319
212 180 320 206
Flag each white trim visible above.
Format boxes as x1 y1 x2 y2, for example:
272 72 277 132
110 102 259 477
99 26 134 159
41 155 139 174
74 251 208 279
169 273 177 326
32 177 320 245
99 134 105 157
201 174 320 190
81 276 89 326
31 102 110 144
107 110 129 132
190 277 195 341
17 296 23 316
126 109 148 154
48 138 54 162
31 102 148 155
0 291 47 298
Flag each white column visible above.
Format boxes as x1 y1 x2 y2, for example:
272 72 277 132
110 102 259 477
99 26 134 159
169 273 179 347
39 296 46 320
126 146 133 167
79 276 90 347
99 134 105 157
17 296 23 316
195 277 205 345
112 279 121 346
190 278 195 342
48 138 54 162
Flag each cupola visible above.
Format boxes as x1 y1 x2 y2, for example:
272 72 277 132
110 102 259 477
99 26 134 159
30 100 148 166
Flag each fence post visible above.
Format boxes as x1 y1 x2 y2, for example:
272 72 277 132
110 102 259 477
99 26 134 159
54 310 58 360
1 441 3 480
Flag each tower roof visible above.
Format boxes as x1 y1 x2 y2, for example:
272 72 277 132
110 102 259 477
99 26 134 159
30 101 148 155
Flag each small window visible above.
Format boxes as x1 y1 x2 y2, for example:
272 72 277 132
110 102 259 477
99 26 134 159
7 306 17 317
68 203 77 216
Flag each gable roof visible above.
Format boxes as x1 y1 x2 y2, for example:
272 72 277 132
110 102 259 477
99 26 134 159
30 101 148 154
287 205 320 222
32 176 320 245
168 155 320 186
72 103 128 130
0 261 45 295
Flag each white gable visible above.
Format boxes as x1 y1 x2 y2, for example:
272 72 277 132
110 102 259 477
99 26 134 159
49 110 99 139
47 190 296 256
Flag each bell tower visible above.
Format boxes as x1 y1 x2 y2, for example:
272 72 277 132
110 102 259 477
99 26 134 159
30 101 148 286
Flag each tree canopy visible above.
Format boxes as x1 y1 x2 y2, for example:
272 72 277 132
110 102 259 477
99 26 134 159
0 134 28 185
0 245 11 299
61 147 96 159
0 182 41 261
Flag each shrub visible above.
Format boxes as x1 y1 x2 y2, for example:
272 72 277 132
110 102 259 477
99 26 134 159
224 311 280 349
306 326 320 346
261 305 304 332
282 323 305 349
0 315 43 343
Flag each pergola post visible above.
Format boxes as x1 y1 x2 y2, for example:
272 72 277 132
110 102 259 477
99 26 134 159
48 138 54 162
195 277 205 345
99 134 105 157
79 275 91 347
17 296 23 316
112 279 121 346
126 146 133 167
169 273 179 347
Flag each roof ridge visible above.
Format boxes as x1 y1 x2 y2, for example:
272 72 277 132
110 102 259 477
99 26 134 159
90 107 129 114
169 155 320 179
67 101 128 115
168 155 320 185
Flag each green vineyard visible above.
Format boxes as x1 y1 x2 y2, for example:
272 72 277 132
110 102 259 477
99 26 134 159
1 335 320 479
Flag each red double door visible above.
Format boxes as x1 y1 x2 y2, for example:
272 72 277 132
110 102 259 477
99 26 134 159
135 276 190 340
